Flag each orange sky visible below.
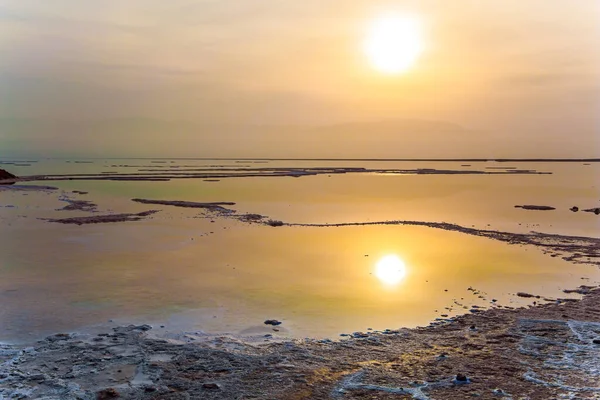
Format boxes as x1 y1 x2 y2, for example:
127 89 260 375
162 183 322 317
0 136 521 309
0 1 598 157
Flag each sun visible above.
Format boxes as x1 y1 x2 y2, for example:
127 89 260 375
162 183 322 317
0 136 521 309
374 255 407 285
363 14 423 74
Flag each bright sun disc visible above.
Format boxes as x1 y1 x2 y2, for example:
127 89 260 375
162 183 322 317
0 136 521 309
375 255 407 285
364 14 423 74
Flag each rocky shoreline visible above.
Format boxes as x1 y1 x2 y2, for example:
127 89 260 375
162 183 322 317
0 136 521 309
1 288 599 399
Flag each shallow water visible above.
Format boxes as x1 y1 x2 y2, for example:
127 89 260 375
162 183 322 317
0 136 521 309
1 159 599 342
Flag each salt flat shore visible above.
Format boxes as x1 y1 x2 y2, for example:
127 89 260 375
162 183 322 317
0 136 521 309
1 287 599 399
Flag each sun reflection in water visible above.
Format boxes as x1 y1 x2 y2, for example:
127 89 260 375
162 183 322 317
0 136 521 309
375 255 407 285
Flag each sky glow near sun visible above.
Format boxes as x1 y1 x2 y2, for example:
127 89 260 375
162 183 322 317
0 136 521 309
0 1 598 158
364 14 423 74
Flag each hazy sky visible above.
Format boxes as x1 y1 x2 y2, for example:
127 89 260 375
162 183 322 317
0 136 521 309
0 1 598 157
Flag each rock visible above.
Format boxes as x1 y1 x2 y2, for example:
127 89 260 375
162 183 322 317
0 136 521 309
202 383 220 390
264 319 282 326
592 338 600 345
0 168 17 184
455 373 469 383
516 292 535 298
583 207 600 215
46 333 71 342
135 324 152 331
514 205 556 211
96 387 120 399
266 219 284 227
570 206 579 212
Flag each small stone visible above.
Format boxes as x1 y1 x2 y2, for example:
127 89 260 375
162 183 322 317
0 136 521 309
264 319 282 326
516 292 535 298
135 324 152 331
592 338 600 344
96 387 120 399
455 373 469 383
202 383 220 390
570 206 579 212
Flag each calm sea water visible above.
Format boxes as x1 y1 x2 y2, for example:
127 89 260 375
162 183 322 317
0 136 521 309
1 159 599 342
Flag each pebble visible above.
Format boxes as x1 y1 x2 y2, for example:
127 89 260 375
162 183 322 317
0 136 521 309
264 319 282 326
202 383 220 390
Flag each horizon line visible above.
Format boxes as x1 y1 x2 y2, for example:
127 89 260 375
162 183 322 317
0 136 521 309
1 157 599 162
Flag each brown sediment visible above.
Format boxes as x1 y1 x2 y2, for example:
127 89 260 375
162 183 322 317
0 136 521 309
515 205 556 211
44 210 159 225
131 198 236 213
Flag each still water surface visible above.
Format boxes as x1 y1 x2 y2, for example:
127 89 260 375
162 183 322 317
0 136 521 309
0 159 598 342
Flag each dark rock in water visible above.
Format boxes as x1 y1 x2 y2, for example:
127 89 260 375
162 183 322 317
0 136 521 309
202 383 220 390
517 292 535 298
570 206 579 212
455 373 469 383
0 168 17 184
583 207 600 215
563 286 594 295
514 205 556 211
266 219 284 227
96 387 120 399
264 319 282 326
592 338 600 345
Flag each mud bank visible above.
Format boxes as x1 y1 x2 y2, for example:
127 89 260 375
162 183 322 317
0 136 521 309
44 210 160 225
131 199 236 213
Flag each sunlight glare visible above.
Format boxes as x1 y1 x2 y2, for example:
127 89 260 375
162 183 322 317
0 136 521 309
364 14 423 74
375 255 407 285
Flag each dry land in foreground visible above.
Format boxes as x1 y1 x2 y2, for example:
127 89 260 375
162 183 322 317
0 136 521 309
1 288 599 399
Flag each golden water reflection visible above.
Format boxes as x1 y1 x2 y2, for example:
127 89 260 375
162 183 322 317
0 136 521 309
374 254 406 285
